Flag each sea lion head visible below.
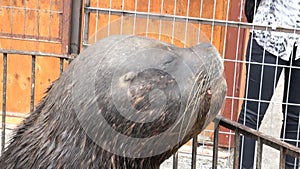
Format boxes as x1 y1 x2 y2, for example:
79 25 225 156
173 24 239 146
71 35 227 158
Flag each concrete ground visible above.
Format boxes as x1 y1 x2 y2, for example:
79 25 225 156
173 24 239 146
256 72 284 169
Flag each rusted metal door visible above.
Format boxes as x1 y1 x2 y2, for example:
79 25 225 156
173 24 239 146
0 0 74 152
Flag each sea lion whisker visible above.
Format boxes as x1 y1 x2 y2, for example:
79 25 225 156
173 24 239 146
175 72 207 142
181 80 205 139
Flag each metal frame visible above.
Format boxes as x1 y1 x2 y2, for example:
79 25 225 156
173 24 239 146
61 0 73 54
213 115 300 169
0 0 73 55
0 50 73 153
0 0 76 153
70 0 83 54
83 7 300 34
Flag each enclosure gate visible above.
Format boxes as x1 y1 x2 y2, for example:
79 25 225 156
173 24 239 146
0 0 75 151
1 0 300 168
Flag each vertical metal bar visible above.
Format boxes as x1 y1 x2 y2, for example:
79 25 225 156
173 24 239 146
49 0 53 39
133 0 138 34
279 147 286 169
23 0 27 36
107 0 112 36
299 157 300 169
10 0 14 35
173 151 178 169
59 58 64 75
212 121 220 169
226 0 247 151
83 0 91 49
30 55 36 113
1 53 7 153
221 0 231 58
120 0 125 35
210 0 217 43
70 0 83 54
145 0 151 37
256 137 263 169
183 0 191 48
94 0 99 42
171 0 177 44
233 129 240 169
61 0 72 54
197 0 204 43
158 0 164 40
37 0 40 39
191 136 197 169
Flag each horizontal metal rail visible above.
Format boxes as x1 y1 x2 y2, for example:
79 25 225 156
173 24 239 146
0 51 71 153
0 35 62 43
0 49 73 60
0 32 62 44
213 115 300 169
0 6 63 13
0 112 29 119
84 7 300 34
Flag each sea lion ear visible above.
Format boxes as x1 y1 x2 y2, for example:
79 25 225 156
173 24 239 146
122 72 137 82
244 0 261 23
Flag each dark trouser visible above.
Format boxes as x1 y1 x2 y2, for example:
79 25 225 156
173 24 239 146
238 38 300 169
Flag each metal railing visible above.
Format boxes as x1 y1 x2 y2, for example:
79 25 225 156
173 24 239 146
0 51 72 153
213 115 300 169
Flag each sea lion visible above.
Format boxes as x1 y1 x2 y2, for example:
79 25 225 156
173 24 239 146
0 35 227 169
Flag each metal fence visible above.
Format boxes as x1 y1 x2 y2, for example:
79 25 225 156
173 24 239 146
214 115 300 169
1 0 300 169
0 0 75 153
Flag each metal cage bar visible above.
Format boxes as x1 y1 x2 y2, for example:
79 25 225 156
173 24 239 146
214 115 300 168
59 58 64 75
30 55 36 113
256 137 263 169
83 0 91 49
233 129 240 169
191 136 197 169
83 7 300 34
1 53 7 153
173 152 178 169
212 123 219 169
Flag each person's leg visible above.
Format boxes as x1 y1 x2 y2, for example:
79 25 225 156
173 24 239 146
281 46 300 169
238 38 285 169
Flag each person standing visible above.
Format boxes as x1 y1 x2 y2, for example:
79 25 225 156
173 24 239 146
239 0 300 168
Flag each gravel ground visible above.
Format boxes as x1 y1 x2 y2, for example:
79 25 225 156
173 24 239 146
160 145 233 169
0 75 286 169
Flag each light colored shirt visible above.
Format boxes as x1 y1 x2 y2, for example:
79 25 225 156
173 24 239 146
252 0 300 61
